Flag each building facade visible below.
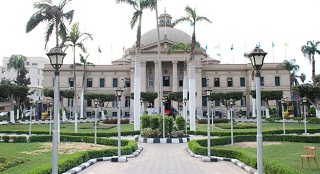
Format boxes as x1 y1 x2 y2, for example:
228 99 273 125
42 12 290 121
0 56 49 111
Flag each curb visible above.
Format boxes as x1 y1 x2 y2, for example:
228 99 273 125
134 135 193 143
186 148 257 174
62 147 143 174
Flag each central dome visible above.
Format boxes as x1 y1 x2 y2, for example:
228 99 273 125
140 27 191 46
137 11 192 46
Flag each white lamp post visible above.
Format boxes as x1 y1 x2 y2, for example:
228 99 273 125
162 98 167 138
29 99 33 136
205 88 212 158
183 97 188 135
211 102 214 131
229 99 235 145
94 99 99 145
140 98 143 115
46 47 66 174
112 88 126 162
49 101 53 135
248 46 267 174
302 97 307 135
281 98 286 134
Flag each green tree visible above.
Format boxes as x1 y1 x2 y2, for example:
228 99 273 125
6 55 27 80
172 6 212 130
250 90 283 117
116 0 157 130
62 22 93 121
76 54 95 117
301 40 320 85
210 92 243 108
26 0 74 48
277 59 303 99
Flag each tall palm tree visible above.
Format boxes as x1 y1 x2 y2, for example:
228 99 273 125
277 59 300 99
76 54 95 118
301 40 320 85
172 6 212 131
62 22 93 132
167 42 200 121
7 55 27 79
116 0 156 130
26 0 74 48
244 52 256 117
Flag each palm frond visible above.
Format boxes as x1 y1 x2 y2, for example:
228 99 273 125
130 10 140 29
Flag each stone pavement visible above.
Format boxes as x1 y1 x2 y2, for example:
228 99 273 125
79 136 249 174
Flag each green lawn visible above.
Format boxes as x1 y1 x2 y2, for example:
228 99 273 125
219 141 320 174
196 122 320 133
0 122 135 134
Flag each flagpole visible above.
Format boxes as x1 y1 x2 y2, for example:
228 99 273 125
272 47 274 63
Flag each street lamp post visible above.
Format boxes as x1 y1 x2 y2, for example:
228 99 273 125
29 100 33 136
183 97 188 135
49 101 53 135
111 88 126 162
281 98 286 134
302 97 307 135
140 98 143 115
94 99 99 145
46 47 66 174
211 102 214 131
205 88 212 158
161 98 167 138
248 46 267 174
229 99 234 145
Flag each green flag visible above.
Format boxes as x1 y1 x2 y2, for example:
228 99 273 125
217 53 221 56
272 42 275 48
190 21 194 26
231 44 233 50
98 46 101 53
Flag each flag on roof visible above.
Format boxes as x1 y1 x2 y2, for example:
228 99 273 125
272 42 275 48
230 44 233 50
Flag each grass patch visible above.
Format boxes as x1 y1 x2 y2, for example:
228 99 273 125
215 123 257 129
221 141 320 174
0 157 26 172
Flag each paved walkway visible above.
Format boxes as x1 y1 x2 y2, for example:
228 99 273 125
79 137 248 174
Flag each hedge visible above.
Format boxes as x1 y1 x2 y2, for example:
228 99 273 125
188 134 320 174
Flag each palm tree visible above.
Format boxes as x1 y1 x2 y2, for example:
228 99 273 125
116 0 156 130
26 0 74 48
76 54 95 118
7 55 27 79
277 59 300 98
244 52 256 117
172 6 212 130
301 40 320 85
62 22 93 131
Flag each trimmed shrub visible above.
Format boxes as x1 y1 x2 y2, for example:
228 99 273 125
308 117 320 124
141 114 150 129
150 115 160 130
175 115 185 131
141 128 161 138
170 130 184 138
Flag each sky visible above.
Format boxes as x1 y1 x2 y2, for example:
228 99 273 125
1 0 320 83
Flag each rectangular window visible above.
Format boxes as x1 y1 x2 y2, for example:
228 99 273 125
215 99 220 106
125 97 130 107
113 78 118 88
148 77 154 87
179 78 183 87
37 79 40 85
125 78 130 87
241 96 246 107
227 78 233 87
87 99 92 107
68 98 73 107
100 78 105 87
275 77 280 86
68 78 74 87
86 112 92 117
202 78 207 87
240 77 245 87
32 63 38 66
260 77 264 86
214 78 220 87
125 112 130 117
163 76 170 86
112 112 117 117
87 78 92 87
202 96 207 106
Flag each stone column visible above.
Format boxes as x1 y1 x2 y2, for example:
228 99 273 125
172 61 178 110
141 61 147 92
154 61 160 110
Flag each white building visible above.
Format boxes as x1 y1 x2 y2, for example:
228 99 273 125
0 56 49 102
42 12 290 126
